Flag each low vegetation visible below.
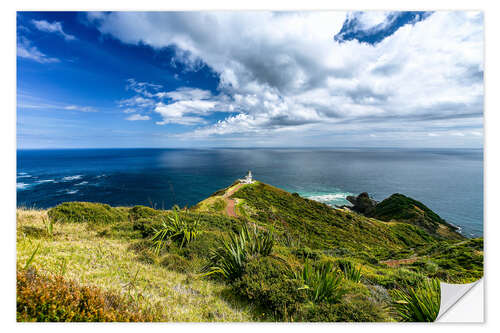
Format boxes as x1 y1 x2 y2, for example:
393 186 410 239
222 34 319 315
17 181 482 322
17 268 154 322
391 278 441 322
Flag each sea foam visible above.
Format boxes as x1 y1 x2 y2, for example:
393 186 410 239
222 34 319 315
62 175 83 181
36 179 55 184
16 183 30 190
305 192 352 206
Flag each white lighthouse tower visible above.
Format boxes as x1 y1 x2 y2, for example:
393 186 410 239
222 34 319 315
239 170 254 184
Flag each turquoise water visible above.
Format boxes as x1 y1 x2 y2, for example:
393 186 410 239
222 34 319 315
17 148 483 237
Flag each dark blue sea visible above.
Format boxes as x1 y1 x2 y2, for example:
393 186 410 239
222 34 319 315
16 148 483 237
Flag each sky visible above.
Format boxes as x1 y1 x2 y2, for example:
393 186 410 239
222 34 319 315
16 11 484 149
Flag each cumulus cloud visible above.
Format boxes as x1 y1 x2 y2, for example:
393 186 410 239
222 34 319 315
17 37 59 63
32 20 76 41
119 79 232 125
126 114 151 121
89 11 483 144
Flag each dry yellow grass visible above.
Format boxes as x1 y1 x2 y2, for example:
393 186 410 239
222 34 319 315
16 208 256 322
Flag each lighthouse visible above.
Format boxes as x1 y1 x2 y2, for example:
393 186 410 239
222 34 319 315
239 170 254 184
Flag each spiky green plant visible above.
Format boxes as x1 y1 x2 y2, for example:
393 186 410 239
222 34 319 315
296 261 345 303
201 224 274 281
337 260 362 283
24 243 40 270
151 207 202 254
391 278 441 322
42 216 54 236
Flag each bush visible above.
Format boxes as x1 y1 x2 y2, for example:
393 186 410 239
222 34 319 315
368 268 425 289
337 260 363 283
391 278 441 322
181 231 220 259
202 224 274 281
151 208 203 253
129 205 162 221
296 295 389 322
233 256 306 320
17 268 153 322
295 261 345 303
47 202 128 225
159 253 191 273
133 218 161 238
292 246 321 260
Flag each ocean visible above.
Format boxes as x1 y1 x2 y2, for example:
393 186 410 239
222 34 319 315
16 148 483 237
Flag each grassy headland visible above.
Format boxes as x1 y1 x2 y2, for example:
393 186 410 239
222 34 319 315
17 181 483 322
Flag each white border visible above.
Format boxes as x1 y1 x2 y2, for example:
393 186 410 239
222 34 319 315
2 0 498 331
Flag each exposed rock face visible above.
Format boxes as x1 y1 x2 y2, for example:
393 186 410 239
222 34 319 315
346 192 377 215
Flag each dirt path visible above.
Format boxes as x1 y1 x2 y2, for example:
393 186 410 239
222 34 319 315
380 257 420 267
223 183 244 217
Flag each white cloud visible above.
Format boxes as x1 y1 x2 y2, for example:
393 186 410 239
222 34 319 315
118 96 155 108
125 78 162 97
154 88 221 125
90 11 483 145
126 114 151 121
32 20 76 41
17 37 59 63
64 105 98 112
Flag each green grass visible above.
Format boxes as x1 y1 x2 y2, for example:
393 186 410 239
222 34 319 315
17 208 255 322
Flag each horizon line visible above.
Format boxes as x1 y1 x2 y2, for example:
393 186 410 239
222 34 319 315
16 146 484 150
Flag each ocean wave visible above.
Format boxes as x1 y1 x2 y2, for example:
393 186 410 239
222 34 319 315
75 181 89 186
35 179 55 184
17 183 30 190
17 174 32 178
305 192 352 205
66 189 79 194
62 175 83 181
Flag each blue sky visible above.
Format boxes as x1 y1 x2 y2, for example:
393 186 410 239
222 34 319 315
17 11 484 148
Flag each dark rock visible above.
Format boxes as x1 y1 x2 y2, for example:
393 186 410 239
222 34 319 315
346 192 377 215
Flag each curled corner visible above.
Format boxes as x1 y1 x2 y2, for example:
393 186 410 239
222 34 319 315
436 278 483 322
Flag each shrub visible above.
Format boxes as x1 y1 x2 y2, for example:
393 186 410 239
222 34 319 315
292 246 321 260
129 205 161 221
337 260 363 283
391 278 441 322
296 295 389 322
47 202 127 225
233 256 306 320
295 261 345 303
181 231 220 260
133 218 161 238
368 268 425 289
202 224 274 281
151 208 203 253
159 253 191 273
17 268 153 322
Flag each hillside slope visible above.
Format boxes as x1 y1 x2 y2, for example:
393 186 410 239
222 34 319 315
17 180 483 322
367 193 463 240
